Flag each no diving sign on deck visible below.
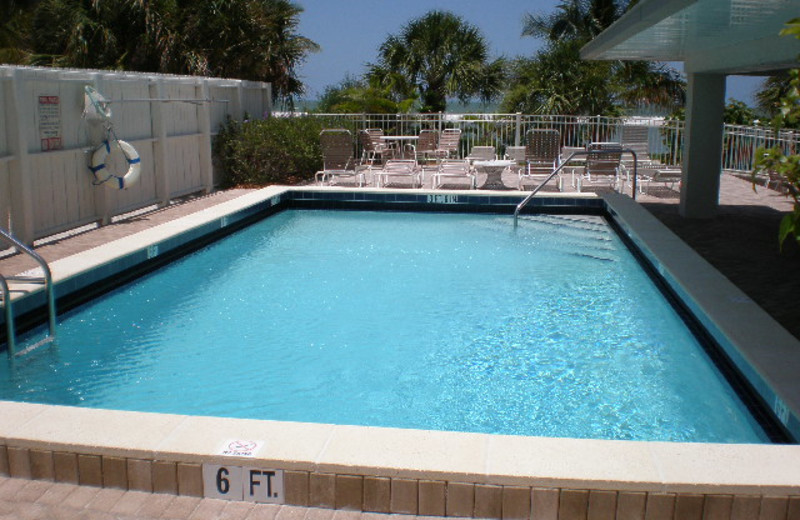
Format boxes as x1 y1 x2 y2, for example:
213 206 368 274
202 439 284 503
218 439 264 457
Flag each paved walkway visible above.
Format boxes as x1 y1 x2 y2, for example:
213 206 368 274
0 474 405 520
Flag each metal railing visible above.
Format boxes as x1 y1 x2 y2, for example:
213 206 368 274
303 112 800 177
0 228 57 356
308 113 662 163
514 148 638 227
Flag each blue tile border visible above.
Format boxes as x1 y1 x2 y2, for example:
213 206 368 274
286 190 604 213
3 187 790 442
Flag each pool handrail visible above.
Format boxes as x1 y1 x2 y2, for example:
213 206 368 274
0 274 16 355
0 227 57 355
513 148 638 227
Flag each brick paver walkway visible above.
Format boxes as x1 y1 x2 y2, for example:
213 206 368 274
0 475 415 520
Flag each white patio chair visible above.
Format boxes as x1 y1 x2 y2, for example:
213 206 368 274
433 128 462 159
576 142 623 193
375 159 421 188
359 128 393 168
518 129 562 191
432 159 476 190
465 146 495 163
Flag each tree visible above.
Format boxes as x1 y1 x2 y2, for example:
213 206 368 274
30 0 157 70
25 0 319 104
316 75 414 114
0 0 36 64
167 0 319 103
755 73 795 123
367 10 505 113
521 0 623 43
751 19 800 251
501 40 619 115
508 0 685 115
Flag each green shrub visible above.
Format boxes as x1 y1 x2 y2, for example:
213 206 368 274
214 116 352 187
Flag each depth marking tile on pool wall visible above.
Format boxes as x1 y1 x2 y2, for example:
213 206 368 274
202 464 285 503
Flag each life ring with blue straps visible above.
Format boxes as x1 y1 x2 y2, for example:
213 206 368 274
89 139 141 189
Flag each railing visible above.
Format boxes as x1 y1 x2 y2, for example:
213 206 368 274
304 113 800 177
513 148 638 227
309 113 663 163
0 228 57 356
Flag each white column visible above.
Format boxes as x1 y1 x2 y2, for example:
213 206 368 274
679 73 726 218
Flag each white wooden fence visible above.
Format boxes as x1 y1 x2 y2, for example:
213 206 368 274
0 66 271 245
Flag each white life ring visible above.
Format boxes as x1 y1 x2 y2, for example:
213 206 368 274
89 139 141 189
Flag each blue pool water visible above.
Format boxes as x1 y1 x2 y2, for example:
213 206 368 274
1 210 768 443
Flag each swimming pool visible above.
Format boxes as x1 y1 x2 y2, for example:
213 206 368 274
0 208 773 443
1 187 799 516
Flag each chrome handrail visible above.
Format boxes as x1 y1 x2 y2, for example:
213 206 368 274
0 229 57 354
0 275 16 355
513 148 638 227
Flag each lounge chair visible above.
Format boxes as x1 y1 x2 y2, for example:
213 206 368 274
646 168 683 194
415 129 440 175
375 159 421 188
433 128 462 159
518 129 562 191
432 159 476 189
619 125 667 191
359 128 393 167
315 129 366 187
465 146 495 162
576 142 623 193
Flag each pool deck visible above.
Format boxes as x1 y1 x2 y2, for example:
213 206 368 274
0 175 799 520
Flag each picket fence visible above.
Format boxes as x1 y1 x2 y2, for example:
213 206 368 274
0 66 271 245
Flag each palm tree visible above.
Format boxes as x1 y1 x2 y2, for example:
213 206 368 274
521 0 624 43
368 10 505 113
508 0 685 115
501 40 619 115
1 0 36 64
30 0 167 70
316 75 414 114
26 0 318 104
166 0 320 103
756 73 793 120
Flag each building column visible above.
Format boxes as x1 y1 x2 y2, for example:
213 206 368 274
679 73 726 218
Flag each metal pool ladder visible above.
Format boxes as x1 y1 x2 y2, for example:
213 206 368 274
513 148 638 227
0 228 57 356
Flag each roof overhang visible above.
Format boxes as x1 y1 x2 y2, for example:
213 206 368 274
581 0 800 75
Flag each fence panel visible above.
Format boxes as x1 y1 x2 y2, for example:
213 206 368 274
0 161 10 229
242 82 268 119
208 84 234 133
0 65 270 244
168 134 205 198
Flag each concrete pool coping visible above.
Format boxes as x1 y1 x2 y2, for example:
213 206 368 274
0 186 799 516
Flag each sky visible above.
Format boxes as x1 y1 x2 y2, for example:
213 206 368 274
294 0 765 106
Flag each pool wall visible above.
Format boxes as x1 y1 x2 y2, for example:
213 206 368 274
0 186 799 520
